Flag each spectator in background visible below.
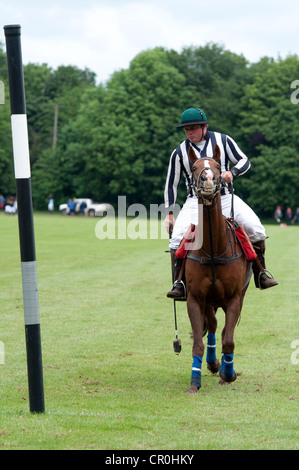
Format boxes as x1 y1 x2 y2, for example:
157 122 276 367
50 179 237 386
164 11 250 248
79 200 87 216
292 207 299 225
5 197 17 214
47 194 54 213
0 194 5 211
285 207 293 225
67 198 76 215
274 206 282 223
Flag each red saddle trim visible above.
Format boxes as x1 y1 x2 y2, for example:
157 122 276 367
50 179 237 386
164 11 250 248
175 222 257 262
175 224 196 259
234 225 257 261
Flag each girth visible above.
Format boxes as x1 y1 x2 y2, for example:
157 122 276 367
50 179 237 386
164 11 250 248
187 251 243 265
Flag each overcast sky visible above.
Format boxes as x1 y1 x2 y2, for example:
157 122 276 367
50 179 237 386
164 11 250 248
2 0 299 83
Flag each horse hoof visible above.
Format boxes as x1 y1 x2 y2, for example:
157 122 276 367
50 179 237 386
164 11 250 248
219 370 237 385
218 377 231 386
207 359 221 374
186 385 200 394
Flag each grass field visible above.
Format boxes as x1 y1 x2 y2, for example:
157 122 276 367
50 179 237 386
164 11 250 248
0 212 298 450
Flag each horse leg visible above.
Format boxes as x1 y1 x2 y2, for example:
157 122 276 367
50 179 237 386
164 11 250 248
219 298 241 385
204 306 221 374
186 295 205 394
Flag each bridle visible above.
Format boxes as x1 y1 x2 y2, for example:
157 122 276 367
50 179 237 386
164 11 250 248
191 157 223 203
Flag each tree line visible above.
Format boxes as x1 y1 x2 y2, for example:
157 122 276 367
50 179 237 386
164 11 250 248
0 42 299 217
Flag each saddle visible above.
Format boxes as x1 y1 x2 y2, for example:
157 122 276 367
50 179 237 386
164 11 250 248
175 219 257 262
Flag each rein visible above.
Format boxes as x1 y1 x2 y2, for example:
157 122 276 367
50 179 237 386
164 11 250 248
207 205 216 299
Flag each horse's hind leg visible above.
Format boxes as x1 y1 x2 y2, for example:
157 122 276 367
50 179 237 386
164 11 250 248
219 298 240 384
204 306 221 374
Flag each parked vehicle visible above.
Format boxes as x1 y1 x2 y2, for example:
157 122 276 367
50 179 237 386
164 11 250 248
59 198 112 216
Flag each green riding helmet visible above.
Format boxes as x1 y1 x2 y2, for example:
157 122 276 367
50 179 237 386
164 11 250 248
177 107 208 128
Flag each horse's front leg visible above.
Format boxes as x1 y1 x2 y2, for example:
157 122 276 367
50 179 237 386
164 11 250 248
186 294 205 394
219 297 240 384
204 306 221 374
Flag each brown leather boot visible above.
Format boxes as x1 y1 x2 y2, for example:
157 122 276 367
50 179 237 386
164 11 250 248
167 249 186 299
252 240 278 289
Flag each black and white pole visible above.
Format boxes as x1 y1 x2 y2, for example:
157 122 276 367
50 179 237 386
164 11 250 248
4 25 45 413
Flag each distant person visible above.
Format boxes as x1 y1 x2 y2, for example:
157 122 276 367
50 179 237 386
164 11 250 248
47 194 54 213
5 198 17 214
274 206 282 223
285 207 293 225
292 207 299 225
5 195 14 206
0 194 5 210
79 200 87 216
67 198 76 215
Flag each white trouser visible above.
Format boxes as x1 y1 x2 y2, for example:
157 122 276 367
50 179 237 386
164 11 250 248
169 195 266 249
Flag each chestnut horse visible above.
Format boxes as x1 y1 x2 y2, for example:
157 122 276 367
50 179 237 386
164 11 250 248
185 145 251 394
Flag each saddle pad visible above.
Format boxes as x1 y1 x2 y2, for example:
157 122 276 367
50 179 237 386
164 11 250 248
234 225 257 261
175 222 257 262
175 224 196 258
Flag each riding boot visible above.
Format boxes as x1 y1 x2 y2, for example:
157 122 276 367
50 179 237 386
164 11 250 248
167 249 186 299
252 240 278 289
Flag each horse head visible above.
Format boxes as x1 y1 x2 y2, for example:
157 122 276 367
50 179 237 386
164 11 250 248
189 145 222 205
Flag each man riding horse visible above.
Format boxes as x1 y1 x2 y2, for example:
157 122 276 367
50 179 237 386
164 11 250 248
164 107 278 298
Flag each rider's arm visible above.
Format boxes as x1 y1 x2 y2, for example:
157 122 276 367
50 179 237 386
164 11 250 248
225 135 251 178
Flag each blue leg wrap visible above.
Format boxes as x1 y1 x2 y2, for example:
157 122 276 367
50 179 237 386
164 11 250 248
206 333 216 365
191 355 202 388
219 353 234 379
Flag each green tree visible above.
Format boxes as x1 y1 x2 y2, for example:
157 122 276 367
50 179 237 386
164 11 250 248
239 55 299 216
3 40 298 217
26 64 96 209
169 43 251 139
59 48 195 207
24 63 53 165
0 43 15 195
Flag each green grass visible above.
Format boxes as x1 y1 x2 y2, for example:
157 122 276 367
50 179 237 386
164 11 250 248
0 212 298 450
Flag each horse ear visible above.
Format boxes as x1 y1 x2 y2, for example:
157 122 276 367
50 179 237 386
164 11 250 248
188 146 197 164
213 144 221 162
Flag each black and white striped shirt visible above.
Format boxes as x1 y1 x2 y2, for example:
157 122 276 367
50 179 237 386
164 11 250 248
164 130 250 209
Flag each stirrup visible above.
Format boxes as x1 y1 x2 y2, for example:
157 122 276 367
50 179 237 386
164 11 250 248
174 280 186 296
257 269 277 289
167 280 187 299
